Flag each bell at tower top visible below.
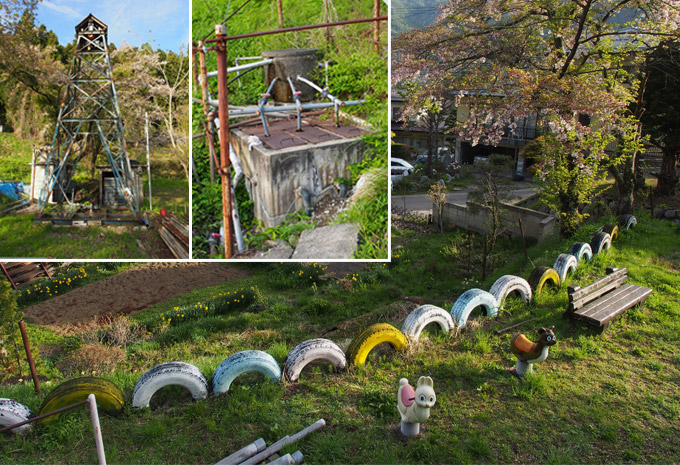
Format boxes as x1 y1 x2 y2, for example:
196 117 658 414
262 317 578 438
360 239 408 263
74 13 107 37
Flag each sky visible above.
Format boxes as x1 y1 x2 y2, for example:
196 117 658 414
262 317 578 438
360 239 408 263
37 0 190 52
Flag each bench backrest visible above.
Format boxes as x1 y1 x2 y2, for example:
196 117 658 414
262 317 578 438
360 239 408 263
567 267 628 311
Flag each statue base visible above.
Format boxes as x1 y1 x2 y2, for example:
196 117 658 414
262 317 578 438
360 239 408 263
400 420 420 437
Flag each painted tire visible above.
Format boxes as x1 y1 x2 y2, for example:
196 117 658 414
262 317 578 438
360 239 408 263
601 224 619 241
488 275 532 309
39 377 124 424
132 362 208 408
528 267 561 296
284 339 346 382
553 253 578 282
568 242 593 263
450 289 499 330
0 398 34 434
401 305 455 342
212 350 281 395
619 214 637 230
590 232 612 254
346 323 408 367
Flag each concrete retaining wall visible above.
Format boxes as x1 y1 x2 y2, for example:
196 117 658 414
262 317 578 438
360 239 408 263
434 201 556 242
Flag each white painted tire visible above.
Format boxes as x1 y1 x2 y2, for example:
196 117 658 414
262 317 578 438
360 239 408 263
488 275 532 309
450 289 499 330
284 339 346 382
401 305 455 342
590 232 612 255
0 398 34 434
132 362 209 409
568 242 593 263
619 214 637 230
212 350 281 395
553 253 578 282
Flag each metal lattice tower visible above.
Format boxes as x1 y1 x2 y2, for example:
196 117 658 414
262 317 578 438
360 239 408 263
38 14 139 217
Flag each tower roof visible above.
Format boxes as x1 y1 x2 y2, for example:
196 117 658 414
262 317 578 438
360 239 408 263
75 14 107 34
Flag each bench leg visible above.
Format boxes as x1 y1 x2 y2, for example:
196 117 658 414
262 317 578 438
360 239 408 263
598 321 610 334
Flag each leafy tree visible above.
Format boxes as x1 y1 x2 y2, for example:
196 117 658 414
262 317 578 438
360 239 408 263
394 0 680 236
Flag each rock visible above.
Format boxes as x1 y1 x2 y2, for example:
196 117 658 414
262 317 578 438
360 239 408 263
292 223 360 259
654 208 666 219
419 176 430 184
256 241 293 259
664 209 677 219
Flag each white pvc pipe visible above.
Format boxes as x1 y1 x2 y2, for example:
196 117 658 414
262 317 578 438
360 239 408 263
215 438 266 465
206 59 274 78
88 394 106 465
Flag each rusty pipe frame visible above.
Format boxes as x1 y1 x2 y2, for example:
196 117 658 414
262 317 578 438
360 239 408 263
0 399 89 434
215 24 234 258
19 321 40 395
203 16 387 44
287 77 303 131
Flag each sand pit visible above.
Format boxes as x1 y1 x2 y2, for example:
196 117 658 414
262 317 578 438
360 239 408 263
23 262 251 335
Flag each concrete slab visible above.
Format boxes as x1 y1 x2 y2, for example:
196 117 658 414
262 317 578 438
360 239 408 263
256 241 294 259
291 223 360 259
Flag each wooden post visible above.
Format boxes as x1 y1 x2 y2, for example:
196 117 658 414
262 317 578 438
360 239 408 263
277 0 283 27
373 0 380 52
197 43 216 183
214 26 234 258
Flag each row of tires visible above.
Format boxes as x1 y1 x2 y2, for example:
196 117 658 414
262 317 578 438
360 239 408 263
2 216 637 434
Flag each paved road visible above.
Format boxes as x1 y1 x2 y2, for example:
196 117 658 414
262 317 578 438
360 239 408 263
392 183 539 211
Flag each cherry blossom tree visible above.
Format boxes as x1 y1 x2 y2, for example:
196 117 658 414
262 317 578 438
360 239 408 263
394 0 680 236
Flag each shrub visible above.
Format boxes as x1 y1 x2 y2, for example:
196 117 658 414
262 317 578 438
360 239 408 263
57 343 126 376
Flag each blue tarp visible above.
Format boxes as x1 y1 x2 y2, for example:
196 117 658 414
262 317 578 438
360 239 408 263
0 182 26 200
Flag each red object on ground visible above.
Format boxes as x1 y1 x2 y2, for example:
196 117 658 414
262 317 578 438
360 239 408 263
160 208 167 217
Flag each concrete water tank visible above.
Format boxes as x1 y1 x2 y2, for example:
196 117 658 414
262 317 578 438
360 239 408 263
262 49 319 102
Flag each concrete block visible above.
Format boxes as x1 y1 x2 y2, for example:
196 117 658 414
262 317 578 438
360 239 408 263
292 223 359 259
664 209 677 219
257 241 293 259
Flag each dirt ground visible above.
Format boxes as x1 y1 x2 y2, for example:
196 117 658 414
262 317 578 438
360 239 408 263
23 262 251 335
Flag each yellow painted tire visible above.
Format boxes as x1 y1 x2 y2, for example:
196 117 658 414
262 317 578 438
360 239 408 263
528 266 561 296
346 323 408 367
601 224 619 241
39 377 124 425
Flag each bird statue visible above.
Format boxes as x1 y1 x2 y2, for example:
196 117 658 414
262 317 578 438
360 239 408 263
510 326 556 377
396 376 436 437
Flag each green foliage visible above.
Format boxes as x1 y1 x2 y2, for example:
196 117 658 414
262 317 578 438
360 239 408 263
0 280 22 373
246 211 316 249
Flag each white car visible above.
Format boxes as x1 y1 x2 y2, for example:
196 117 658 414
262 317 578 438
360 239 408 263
391 158 415 188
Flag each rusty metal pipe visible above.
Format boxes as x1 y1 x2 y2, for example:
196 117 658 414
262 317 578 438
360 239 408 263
18 321 40 395
215 24 234 258
0 399 89 434
205 16 387 43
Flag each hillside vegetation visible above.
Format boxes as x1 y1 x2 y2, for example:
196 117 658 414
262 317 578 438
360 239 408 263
1 213 678 463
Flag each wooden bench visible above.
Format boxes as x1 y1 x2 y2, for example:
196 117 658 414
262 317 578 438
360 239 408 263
564 266 652 330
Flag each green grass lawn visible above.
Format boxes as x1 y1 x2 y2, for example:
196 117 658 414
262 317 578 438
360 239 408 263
0 214 150 259
1 212 679 464
0 135 188 258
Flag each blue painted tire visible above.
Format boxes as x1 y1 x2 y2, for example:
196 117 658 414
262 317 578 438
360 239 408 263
0 399 34 434
590 232 612 254
488 275 532 309
553 253 578 282
401 305 455 342
212 350 281 395
284 339 346 382
132 362 208 409
568 242 593 263
619 214 637 230
450 289 499 330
